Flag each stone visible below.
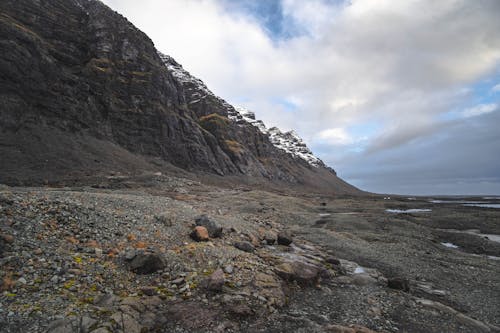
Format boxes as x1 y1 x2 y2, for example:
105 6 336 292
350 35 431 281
223 265 234 274
229 304 253 317
17 277 27 285
325 324 377 333
195 215 223 238
325 325 356 333
206 268 225 292
0 233 14 244
140 286 157 296
190 226 209 242
171 277 184 285
388 277 410 292
47 316 97 333
234 241 255 253
352 274 377 286
275 261 320 286
128 252 166 274
264 231 276 245
90 328 111 333
111 312 142 333
277 231 293 246
124 248 137 261
46 319 74 333
94 248 103 257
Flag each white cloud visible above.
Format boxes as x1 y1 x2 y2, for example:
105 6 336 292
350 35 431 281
317 128 353 145
493 84 500 93
461 103 498 118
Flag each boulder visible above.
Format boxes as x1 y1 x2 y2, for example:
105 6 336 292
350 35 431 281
190 226 209 242
195 215 222 238
277 231 293 246
128 252 166 274
275 261 321 286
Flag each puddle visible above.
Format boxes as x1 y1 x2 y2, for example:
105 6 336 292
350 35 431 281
463 203 500 209
487 255 500 261
482 234 500 243
441 242 459 248
429 200 488 204
386 209 432 214
354 267 365 274
318 213 331 217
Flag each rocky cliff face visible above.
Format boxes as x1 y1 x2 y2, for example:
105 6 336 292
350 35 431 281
0 0 358 193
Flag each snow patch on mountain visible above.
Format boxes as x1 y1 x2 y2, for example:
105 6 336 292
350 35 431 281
228 107 323 167
158 51 323 168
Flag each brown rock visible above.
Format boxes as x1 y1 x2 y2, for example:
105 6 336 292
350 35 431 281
325 325 377 333
275 261 320 286
229 303 254 317
325 325 356 333
264 231 277 245
0 233 14 243
352 325 378 333
190 226 209 242
140 286 157 296
206 268 225 292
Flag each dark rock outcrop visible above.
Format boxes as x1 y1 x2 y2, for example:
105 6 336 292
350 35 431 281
0 0 360 194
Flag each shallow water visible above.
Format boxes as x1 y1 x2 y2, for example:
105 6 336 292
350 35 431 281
441 242 459 248
429 200 488 204
463 203 500 209
354 267 365 274
386 209 432 213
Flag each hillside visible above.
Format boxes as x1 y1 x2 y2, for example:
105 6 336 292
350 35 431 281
0 0 359 194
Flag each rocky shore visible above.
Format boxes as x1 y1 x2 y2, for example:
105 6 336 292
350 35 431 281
1 176 499 332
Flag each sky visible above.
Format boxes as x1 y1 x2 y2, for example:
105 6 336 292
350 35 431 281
101 0 500 195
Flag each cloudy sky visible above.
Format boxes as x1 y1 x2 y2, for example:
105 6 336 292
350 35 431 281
102 0 500 195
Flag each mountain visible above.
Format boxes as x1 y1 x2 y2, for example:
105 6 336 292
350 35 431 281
0 0 359 194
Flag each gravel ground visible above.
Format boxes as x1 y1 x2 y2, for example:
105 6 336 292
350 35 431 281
1 177 499 332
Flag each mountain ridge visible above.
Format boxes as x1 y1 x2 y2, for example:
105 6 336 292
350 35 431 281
0 0 358 194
